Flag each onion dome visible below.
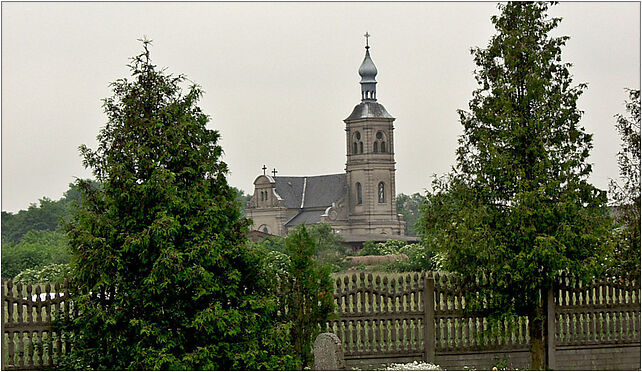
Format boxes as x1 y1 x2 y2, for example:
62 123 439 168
358 32 378 102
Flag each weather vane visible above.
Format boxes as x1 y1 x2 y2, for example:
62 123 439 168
364 31 370 48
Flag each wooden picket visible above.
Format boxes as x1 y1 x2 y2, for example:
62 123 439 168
432 272 530 352
554 273 640 346
3 272 640 370
328 272 427 364
2 280 70 370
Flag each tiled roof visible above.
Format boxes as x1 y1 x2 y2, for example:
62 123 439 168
345 102 394 121
284 210 324 227
273 174 347 210
273 177 305 209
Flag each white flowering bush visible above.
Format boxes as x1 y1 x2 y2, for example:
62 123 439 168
13 263 69 284
383 361 442 371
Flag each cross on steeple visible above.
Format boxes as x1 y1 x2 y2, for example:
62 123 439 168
364 31 370 48
262 164 267 175
272 168 278 177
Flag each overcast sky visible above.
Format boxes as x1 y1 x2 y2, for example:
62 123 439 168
2 2 640 213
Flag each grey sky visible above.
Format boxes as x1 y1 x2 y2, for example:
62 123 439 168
2 2 640 213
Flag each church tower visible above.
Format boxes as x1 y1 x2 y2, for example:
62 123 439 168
344 34 405 236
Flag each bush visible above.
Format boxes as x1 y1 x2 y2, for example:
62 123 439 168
358 240 441 272
13 263 70 284
1 230 70 278
281 225 334 369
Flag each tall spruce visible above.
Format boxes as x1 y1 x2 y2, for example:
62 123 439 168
609 89 641 277
60 41 296 370
418 3 611 369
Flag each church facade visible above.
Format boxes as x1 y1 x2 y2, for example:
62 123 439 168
246 38 411 246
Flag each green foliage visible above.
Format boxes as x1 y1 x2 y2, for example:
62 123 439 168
358 240 407 256
358 240 441 272
1 181 99 244
252 223 349 273
609 89 641 277
13 263 70 284
1 230 70 278
58 41 296 370
231 186 252 216
396 193 425 236
307 223 349 272
2 198 67 243
282 225 334 369
418 3 611 369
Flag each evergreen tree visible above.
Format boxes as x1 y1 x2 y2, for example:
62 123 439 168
282 225 334 369
418 3 611 369
59 40 296 370
609 89 641 277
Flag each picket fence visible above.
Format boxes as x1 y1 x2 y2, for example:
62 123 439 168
2 273 640 370
2 280 71 370
328 272 640 368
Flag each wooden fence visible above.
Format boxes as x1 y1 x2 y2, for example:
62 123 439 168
554 273 640 347
2 273 640 370
327 272 428 364
328 272 640 368
2 280 70 370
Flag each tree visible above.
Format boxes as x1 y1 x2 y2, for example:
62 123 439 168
396 193 425 236
609 89 641 277
231 186 252 216
59 41 296 370
252 223 349 272
418 3 611 369
1 230 70 278
1 180 99 243
281 225 334 369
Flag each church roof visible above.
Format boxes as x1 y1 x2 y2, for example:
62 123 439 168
284 210 324 227
273 173 347 209
345 101 394 121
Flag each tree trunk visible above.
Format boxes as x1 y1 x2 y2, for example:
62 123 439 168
529 305 546 370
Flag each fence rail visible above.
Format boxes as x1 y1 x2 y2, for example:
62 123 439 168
554 274 640 347
3 273 640 370
2 280 70 370
328 272 427 363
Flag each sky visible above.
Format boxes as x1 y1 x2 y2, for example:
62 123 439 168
1 2 640 213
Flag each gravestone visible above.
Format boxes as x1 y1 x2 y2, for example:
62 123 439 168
314 333 345 370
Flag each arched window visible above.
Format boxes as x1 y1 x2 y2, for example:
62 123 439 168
356 182 363 205
263 226 269 233
359 142 363 154
375 131 387 153
260 191 264 201
353 142 358 154
373 142 378 153
378 182 385 203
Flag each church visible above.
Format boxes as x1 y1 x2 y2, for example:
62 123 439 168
246 36 415 248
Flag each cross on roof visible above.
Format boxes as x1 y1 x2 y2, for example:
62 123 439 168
262 164 267 175
364 32 370 48
272 168 278 177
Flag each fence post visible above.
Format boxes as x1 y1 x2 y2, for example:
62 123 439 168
423 273 435 363
546 288 556 370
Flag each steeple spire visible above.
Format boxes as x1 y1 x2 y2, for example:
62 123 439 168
358 32 377 102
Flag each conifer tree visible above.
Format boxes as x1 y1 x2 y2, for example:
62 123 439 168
60 40 296 370
419 3 611 369
609 89 641 277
